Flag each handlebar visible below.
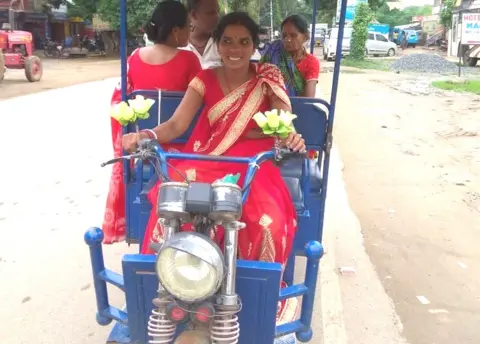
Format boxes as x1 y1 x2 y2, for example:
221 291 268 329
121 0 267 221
101 139 306 203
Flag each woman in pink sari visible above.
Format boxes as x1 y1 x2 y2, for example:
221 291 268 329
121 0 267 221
123 12 305 327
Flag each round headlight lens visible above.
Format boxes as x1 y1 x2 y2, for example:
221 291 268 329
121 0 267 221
156 232 224 303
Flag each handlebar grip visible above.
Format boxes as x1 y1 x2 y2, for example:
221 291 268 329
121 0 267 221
276 148 308 161
138 138 162 152
101 157 124 167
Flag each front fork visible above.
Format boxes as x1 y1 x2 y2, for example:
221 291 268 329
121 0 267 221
210 221 245 344
148 219 179 344
148 220 245 344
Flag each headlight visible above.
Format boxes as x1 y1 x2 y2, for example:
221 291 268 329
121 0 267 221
156 232 225 303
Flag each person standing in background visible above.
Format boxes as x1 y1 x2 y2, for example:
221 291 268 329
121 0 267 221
183 0 222 69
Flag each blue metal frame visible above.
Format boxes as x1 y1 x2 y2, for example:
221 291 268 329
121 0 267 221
85 227 324 342
89 0 349 342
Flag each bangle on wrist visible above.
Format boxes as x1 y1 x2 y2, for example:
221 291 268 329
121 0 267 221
140 129 158 140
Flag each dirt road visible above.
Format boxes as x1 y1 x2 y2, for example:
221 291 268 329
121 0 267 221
0 57 120 100
2 54 479 343
319 69 480 343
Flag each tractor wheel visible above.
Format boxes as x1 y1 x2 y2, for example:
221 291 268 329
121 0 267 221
25 55 43 82
0 51 5 82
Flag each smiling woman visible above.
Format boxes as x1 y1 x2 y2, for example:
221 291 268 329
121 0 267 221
121 12 306 330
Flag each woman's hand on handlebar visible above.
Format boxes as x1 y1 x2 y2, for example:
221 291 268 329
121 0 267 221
281 132 306 153
122 132 149 153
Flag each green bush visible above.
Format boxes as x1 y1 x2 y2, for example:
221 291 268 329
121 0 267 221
350 3 373 60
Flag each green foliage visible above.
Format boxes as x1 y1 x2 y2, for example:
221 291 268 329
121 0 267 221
349 2 372 60
368 0 387 13
67 0 97 21
230 0 260 22
98 0 158 32
431 79 480 95
375 4 432 27
66 0 324 34
440 0 454 29
342 58 392 70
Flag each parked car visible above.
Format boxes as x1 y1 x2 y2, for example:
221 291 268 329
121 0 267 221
366 32 397 57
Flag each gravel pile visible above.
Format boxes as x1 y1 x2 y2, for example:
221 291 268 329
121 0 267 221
391 53 458 74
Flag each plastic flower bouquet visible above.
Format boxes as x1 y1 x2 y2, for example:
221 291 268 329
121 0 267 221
252 109 297 139
110 95 155 132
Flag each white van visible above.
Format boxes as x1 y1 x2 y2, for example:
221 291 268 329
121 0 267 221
322 27 353 61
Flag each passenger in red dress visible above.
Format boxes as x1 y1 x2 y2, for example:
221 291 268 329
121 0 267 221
260 14 320 98
103 0 202 243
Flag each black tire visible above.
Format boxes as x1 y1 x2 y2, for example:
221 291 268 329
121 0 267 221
412 45 416 48
468 57 478 67
0 50 4 82
387 48 395 57
24 55 43 82
462 46 478 67
323 49 327 60
44 48 54 58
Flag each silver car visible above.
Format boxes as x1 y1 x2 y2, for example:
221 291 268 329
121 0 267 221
365 32 397 57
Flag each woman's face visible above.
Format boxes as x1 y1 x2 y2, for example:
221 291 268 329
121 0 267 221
218 24 256 70
282 21 306 53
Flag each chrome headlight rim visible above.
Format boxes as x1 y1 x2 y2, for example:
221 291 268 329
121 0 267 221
155 232 225 303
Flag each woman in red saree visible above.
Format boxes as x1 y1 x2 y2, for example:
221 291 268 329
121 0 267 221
104 0 202 243
123 12 305 328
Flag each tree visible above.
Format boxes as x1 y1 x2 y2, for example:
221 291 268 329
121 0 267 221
440 0 454 29
368 0 387 14
349 2 372 59
375 4 433 26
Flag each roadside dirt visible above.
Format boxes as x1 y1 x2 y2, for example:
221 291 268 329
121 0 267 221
0 57 120 100
319 68 480 344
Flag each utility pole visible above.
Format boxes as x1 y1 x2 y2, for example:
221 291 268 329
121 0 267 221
270 0 274 41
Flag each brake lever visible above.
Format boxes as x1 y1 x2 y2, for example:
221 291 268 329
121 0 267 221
100 153 141 167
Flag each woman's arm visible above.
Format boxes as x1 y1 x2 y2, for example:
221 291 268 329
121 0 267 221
122 86 202 153
151 86 203 143
303 80 317 98
301 54 320 98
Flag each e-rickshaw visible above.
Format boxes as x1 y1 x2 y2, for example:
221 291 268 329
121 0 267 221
84 0 350 342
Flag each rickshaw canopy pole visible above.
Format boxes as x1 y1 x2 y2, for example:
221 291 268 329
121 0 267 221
120 0 127 102
309 0 318 54
328 0 348 129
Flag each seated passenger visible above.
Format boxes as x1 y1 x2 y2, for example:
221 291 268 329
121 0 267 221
122 12 305 326
104 0 202 244
260 14 320 98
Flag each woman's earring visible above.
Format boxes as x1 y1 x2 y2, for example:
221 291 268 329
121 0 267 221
190 24 195 32
175 35 179 46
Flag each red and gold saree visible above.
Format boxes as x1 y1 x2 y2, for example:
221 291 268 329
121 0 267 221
143 63 299 324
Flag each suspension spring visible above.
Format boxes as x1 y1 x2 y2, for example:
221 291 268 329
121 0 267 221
210 309 240 344
147 298 176 344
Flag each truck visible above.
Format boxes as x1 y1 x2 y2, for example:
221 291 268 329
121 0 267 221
368 23 390 37
310 23 328 47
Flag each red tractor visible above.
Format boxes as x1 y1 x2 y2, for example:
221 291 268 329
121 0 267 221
0 19 43 82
